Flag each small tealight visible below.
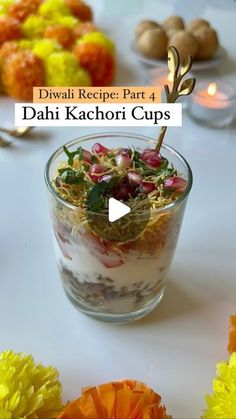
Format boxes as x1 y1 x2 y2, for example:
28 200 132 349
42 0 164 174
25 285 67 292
189 81 236 128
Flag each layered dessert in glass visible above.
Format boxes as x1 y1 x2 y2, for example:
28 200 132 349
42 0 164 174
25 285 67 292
45 133 192 322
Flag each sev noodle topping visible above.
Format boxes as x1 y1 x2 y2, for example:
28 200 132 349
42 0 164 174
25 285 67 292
52 142 187 216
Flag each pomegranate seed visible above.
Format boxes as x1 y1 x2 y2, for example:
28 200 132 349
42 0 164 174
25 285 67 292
82 149 92 164
89 164 105 182
115 149 131 169
99 174 112 183
127 170 142 185
92 142 109 155
139 181 156 194
114 184 136 201
95 253 124 268
140 148 162 168
145 154 162 168
164 176 187 192
140 148 155 160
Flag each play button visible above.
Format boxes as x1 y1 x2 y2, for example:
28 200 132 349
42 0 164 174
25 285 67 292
86 183 151 243
108 198 131 223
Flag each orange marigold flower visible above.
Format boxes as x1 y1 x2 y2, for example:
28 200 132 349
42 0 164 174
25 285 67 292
9 0 42 22
228 313 236 354
74 42 115 86
0 41 19 61
44 25 75 49
65 0 93 22
74 22 97 38
57 380 171 419
1 50 45 100
0 17 22 46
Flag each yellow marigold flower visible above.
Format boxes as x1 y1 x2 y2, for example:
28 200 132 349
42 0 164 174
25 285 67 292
39 0 71 19
22 15 50 39
54 15 78 29
0 0 14 16
33 39 61 60
18 39 61 59
77 31 115 55
45 51 91 86
18 39 35 50
0 350 63 419
203 352 236 418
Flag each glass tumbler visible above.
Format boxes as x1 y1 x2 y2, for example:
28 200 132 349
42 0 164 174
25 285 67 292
45 133 192 323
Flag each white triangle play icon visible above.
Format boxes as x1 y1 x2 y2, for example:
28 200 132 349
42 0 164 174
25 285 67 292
108 198 131 223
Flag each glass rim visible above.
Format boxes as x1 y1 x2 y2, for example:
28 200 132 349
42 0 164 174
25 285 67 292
44 132 193 215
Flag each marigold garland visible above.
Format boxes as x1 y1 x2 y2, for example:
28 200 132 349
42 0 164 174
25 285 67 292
39 0 71 19
65 0 93 22
1 50 45 100
74 22 97 38
74 42 115 86
55 15 78 29
0 40 18 60
44 24 75 49
9 0 42 22
0 16 21 45
44 51 91 86
77 31 115 55
22 15 50 39
0 0 115 99
0 0 14 16
32 39 61 59
57 380 171 419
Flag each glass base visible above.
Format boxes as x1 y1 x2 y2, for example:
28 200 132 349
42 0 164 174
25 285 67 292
187 108 235 128
64 287 165 323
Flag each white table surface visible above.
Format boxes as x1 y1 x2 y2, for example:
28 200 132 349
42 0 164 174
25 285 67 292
1 1 236 418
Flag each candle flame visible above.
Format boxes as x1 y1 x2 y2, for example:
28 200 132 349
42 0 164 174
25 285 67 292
168 72 174 83
208 82 217 97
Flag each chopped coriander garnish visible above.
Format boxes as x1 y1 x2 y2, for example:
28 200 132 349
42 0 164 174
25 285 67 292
87 177 119 212
63 145 83 166
58 168 85 185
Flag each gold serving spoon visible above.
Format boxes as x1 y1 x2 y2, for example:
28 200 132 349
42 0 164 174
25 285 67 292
156 46 196 152
0 126 34 137
0 126 34 147
0 137 10 147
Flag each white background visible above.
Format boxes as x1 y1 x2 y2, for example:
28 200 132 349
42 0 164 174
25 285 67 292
1 1 236 418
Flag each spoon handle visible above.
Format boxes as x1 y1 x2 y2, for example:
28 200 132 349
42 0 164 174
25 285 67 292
0 137 12 147
0 127 12 135
0 126 34 137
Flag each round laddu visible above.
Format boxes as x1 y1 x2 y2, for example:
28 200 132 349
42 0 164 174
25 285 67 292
137 27 168 59
166 27 181 40
163 15 185 31
194 26 219 60
135 20 161 39
187 18 210 33
169 30 199 61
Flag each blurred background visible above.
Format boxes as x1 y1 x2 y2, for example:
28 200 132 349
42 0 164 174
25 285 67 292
91 0 236 86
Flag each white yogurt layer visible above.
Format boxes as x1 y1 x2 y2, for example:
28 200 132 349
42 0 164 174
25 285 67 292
53 235 174 291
